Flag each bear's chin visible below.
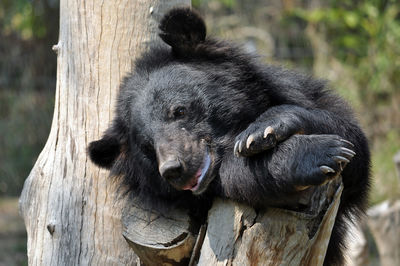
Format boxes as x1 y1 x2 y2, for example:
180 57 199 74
191 157 217 196
175 150 216 195
183 152 212 192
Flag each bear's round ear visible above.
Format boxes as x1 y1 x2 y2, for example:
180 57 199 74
159 7 206 55
88 137 121 169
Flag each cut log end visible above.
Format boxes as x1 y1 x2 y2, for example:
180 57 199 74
122 178 343 265
122 198 199 265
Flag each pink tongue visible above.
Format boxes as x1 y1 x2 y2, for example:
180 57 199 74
182 169 202 190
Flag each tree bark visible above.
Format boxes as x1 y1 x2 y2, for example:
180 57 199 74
122 197 200 265
123 178 343 265
197 183 342 265
19 1 190 265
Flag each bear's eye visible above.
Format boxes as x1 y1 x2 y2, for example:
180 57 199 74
173 106 186 118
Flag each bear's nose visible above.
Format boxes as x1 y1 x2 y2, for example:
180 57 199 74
159 159 182 180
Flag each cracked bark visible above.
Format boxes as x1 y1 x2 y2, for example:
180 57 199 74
123 178 343 265
19 1 190 265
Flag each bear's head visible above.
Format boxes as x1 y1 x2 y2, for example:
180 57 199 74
88 7 267 198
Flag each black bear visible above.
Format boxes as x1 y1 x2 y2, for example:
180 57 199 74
88 7 370 266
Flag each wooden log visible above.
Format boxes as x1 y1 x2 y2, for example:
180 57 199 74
122 197 199 266
198 180 342 265
122 178 343 265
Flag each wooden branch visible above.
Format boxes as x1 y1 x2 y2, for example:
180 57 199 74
122 178 343 265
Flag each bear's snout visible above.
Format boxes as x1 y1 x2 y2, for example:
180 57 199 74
159 157 182 180
155 135 212 191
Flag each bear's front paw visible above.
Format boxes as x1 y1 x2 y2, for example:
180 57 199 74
234 117 303 157
290 135 355 189
234 123 277 157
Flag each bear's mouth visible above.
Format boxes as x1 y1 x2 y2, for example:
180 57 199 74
182 150 211 192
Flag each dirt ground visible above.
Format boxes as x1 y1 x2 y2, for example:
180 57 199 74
0 197 27 266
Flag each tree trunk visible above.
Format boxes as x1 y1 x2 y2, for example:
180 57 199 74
19 0 190 265
123 178 344 265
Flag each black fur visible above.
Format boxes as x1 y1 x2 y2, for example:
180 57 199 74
88 7 370 266
88 137 120 168
159 7 206 56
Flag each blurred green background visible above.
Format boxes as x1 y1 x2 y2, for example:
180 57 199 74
0 0 399 265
